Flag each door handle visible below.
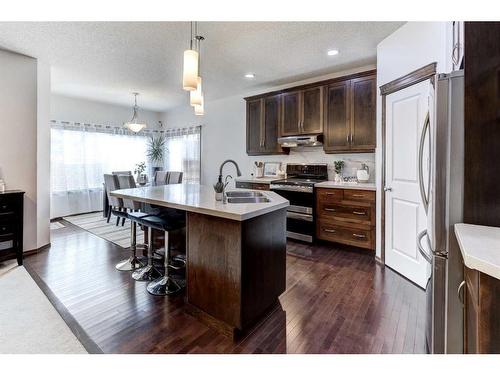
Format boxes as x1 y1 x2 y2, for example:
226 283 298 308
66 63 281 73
458 280 466 306
417 229 432 264
418 111 430 213
384 186 392 192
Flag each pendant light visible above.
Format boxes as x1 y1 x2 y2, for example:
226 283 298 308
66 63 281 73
183 22 199 91
190 76 203 106
194 94 204 116
124 93 147 133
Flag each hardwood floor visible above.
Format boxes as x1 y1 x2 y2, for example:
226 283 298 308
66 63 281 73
24 219 426 354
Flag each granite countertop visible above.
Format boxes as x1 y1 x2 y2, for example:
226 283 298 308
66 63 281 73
236 176 283 184
314 181 376 191
111 184 289 221
454 223 500 280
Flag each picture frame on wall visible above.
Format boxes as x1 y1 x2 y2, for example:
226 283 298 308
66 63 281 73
263 162 281 177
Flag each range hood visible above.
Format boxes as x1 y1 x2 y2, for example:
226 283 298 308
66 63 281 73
277 134 323 147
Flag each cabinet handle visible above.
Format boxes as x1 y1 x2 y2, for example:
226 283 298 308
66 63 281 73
352 211 366 215
324 208 336 212
350 133 354 144
458 280 466 306
323 229 336 233
326 192 337 196
352 233 366 239
352 194 365 198
346 133 350 144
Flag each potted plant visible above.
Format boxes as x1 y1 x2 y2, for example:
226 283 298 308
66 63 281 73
147 135 166 177
334 160 345 182
134 162 147 185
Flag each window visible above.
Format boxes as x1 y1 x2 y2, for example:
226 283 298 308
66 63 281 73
50 121 201 218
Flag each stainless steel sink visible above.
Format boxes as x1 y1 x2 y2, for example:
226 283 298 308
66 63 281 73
225 191 264 198
226 197 270 203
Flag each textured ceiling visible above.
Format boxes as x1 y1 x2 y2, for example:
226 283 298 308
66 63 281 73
0 22 403 111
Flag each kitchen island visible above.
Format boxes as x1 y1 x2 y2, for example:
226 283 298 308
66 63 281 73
111 184 289 338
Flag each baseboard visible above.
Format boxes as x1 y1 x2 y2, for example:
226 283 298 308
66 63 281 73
375 255 384 266
24 243 51 257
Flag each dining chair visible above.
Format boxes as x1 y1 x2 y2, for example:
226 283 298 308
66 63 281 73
154 170 168 185
103 174 125 225
112 171 132 176
166 171 183 184
117 175 142 226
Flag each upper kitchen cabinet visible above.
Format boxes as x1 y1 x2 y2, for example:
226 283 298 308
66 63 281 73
246 95 288 156
280 87 324 136
324 74 376 153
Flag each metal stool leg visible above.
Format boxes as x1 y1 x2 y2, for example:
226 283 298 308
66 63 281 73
132 227 161 281
147 230 185 296
116 221 145 271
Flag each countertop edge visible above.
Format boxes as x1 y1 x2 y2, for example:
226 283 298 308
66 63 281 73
111 189 289 222
454 223 500 280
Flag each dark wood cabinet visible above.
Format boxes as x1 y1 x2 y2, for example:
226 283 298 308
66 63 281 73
280 87 323 136
324 81 351 152
280 91 301 137
245 69 375 155
316 187 375 250
463 266 500 353
324 74 376 153
350 76 376 151
0 191 25 266
235 181 270 191
246 96 287 156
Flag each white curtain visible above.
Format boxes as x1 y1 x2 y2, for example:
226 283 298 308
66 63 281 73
163 126 201 184
50 121 149 218
50 121 202 219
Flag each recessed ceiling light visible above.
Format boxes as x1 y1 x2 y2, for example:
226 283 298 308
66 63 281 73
327 49 339 56
244 73 256 79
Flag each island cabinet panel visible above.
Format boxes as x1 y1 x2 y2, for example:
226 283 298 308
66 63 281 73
316 187 376 250
323 74 376 153
463 266 500 353
186 208 287 339
246 96 288 156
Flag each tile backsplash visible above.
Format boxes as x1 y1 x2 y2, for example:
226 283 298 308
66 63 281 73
248 146 376 182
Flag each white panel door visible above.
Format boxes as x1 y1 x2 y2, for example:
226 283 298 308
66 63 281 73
385 79 431 288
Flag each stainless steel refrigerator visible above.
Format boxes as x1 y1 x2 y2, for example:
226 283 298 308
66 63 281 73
417 70 464 354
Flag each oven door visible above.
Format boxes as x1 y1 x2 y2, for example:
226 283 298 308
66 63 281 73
270 186 315 242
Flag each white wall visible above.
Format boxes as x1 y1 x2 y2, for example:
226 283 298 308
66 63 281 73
375 22 452 258
0 49 50 251
163 65 377 187
51 94 162 129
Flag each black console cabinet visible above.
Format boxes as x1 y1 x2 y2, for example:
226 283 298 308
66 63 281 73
0 191 25 265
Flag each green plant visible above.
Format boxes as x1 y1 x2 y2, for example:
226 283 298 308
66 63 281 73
146 135 166 165
134 162 146 176
334 160 345 175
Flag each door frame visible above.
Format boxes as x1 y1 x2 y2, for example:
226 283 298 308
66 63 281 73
379 62 437 264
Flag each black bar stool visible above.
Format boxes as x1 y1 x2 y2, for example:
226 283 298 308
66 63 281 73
131 211 186 295
115 211 149 271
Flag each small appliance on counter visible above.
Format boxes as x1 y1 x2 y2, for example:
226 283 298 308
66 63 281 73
356 164 370 182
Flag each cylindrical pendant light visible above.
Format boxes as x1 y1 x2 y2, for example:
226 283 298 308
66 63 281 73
183 22 198 91
194 94 204 116
190 76 202 106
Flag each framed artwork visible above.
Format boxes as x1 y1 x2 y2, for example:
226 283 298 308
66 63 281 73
263 162 281 177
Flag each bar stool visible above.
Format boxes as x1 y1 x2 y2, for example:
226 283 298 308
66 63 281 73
132 212 186 296
115 211 149 271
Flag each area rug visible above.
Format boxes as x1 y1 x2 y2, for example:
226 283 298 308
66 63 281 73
63 211 143 248
0 260 87 354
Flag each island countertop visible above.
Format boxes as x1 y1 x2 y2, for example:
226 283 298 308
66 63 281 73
110 183 289 221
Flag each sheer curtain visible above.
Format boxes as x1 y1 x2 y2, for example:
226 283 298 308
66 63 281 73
50 121 149 218
163 126 201 184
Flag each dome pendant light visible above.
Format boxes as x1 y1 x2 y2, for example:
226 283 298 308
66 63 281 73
124 93 147 133
183 22 199 91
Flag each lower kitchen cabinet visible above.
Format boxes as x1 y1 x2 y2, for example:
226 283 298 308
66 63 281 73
235 181 270 191
463 266 500 353
315 187 375 250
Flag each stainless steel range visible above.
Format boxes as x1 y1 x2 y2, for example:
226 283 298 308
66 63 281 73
270 163 328 243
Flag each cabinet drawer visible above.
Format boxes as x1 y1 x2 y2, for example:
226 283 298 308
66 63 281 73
318 202 371 223
0 221 13 235
0 199 16 214
317 220 373 248
344 189 375 202
316 188 343 203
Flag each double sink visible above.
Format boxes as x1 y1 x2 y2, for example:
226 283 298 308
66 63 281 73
225 191 270 203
